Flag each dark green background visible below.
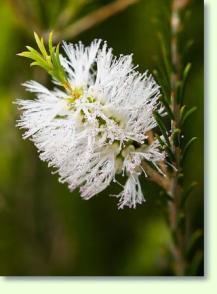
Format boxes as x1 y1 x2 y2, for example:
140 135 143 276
0 0 203 275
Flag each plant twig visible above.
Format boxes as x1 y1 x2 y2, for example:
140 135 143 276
145 0 192 276
50 0 138 42
142 161 170 191
167 0 191 276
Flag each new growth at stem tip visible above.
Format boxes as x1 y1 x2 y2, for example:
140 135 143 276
17 32 70 91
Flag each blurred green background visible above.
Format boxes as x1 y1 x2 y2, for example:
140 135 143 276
0 0 203 276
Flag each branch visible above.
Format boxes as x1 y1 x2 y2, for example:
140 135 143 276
51 0 138 42
142 161 170 191
167 0 191 276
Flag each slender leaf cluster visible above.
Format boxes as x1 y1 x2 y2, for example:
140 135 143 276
18 32 70 91
151 2 202 275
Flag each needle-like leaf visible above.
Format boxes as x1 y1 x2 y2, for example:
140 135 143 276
17 32 69 90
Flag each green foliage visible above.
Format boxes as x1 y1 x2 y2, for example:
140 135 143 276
159 95 174 119
158 32 171 85
18 32 68 88
186 229 203 275
180 181 197 208
153 111 170 147
186 229 203 257
171 128 181 147
181 106 197 126
151 0 203 276
181 137 197 164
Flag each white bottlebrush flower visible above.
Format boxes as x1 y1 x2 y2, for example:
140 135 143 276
117 174 145 209
16 38 165 209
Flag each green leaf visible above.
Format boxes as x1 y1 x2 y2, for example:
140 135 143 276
159 96 174 119
18 32 68 89
153 69 170 102
171 128 181 147
165 145 176 162
178 63 191 104
180 105 186 120
155 134 175 162
183 63 191 84
180 181 197 208
186 229 203 257
158 32 172 83
17 51 32 58
155 134 165 147
34 32 48 58
158 63 171 92
181 137 197 164
153 111 171 147
181 106 197 125
183 39 194 58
